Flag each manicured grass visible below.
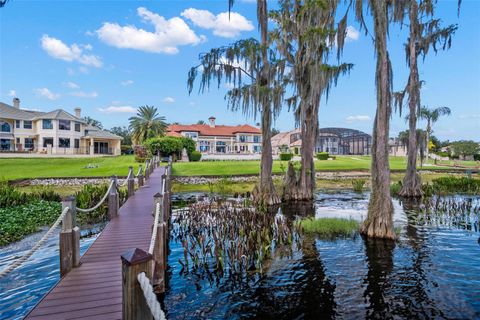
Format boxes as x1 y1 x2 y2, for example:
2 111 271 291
298 217 359 238
0 155 141 180
172 156 447 176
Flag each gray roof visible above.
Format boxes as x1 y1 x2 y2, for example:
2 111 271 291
84 129 123 140
0 102 86 123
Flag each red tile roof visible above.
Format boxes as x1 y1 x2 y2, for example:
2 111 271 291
167 124 261 137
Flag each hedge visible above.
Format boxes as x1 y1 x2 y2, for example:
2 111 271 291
316 152 329 160
279 153 293 161
189 151 202 162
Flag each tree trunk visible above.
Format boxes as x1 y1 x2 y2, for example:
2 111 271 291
252 0 280 207
425 123 431 163
282 100 318 201
360 0 395 240
399 0 423 198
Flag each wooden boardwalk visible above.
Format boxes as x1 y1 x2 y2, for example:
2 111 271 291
26 166 166 320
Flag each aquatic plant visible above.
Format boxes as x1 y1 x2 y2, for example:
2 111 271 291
431 177 480 195
75 184 128 224
0 182 61 208
352 179 367 192
296 218 359 239
172 200 296 279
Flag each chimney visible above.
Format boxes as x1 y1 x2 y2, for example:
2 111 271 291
13 97 20 109
208 116 216 128
74 107 81 118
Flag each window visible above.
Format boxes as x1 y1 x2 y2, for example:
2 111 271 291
43 119 53 129
184 132 198 139
74 122 81 132
74 139 80 149
23 121 32 129
59 120 71 130
43 137 54 147
239 135 247 142
0 121 11 132
15 120 20 128
16 138 20 144
59 138 70 148
253 135 260 143
25 138 34 149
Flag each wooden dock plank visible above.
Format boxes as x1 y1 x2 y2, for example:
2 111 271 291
26 166 166 320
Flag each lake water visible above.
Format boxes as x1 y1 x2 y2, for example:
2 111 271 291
0 191 479 319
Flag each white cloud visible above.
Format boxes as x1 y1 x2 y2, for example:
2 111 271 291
8 90 16 97
121 80 134 86
98 106 136 113
346 115 371 122
225 82 235 89
64 81 80 89
41 35 103 68
346 26 360 41
70 91 98 98
181 8 254 38
78 66 89 74
163 97 175 103
34 88 60 100
96 7 204 54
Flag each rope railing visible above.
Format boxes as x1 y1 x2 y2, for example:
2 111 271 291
149 202 161 255
76 180 115 213
137 272 166 320
136 165 143 177
117 168 133 187
0 207 70 277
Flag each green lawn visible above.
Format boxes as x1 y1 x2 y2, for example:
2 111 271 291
172 156 447 176
0 155 141 180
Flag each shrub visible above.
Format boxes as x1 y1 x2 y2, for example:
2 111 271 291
436 151 449 158
180 137 196 155
279 153 293 161
134 145 148 163
316 152 329 160
0 200 61 246
390 181 402 196
189 151 202 162
431 177 480 195
144 137 183 157
352 179 366 192
0 182 28 208
474 154 480 161
297 218 359 238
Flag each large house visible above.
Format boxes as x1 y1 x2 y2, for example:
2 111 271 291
167 117 262 154
0 98 122 156
272 127 373 155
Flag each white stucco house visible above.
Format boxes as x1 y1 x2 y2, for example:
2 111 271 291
0 98 122 156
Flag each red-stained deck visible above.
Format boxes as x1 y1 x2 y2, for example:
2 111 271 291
26 166 166 320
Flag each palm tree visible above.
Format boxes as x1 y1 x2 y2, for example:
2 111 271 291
128 105 167 145
419 106 451 161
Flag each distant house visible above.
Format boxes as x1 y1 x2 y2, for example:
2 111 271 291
166 116 262 154
0 98 122 156
272 127 372 155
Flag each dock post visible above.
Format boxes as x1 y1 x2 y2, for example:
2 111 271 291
108 176 119 219
137 165 144 187
145 160 150 180
127 166 135 198
152 193 165 292
60 196 79 276
121 248 153 320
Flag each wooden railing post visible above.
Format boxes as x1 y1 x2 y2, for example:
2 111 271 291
121 248 153 320
137 165 144 187
127 166 135 198
152 193 165 292
145 160 150 180
60 196 80 276
108 176 119 219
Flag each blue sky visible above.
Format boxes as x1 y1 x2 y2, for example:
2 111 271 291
0 0 479 141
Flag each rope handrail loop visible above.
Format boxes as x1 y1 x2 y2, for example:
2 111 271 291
137 272 166 320
148 202 161 254
0 207 70 278
117 168 133 187
136 165 143 177
76 180 115 213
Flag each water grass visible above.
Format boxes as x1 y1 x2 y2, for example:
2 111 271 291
297 217 359 238
352 179 367 192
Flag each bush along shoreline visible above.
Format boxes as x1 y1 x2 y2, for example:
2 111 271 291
0 182 128 246
391 176 480 197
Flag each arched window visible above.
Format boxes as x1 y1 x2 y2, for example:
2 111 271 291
0 121 11 132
